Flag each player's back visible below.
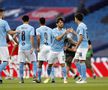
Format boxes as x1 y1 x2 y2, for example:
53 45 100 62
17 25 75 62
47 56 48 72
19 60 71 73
0 19 10 46
16 24 34 50
77 22 88 48
36 25 52 45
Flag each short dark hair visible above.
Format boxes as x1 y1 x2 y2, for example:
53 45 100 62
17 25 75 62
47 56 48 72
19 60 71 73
39 17 45 25
75 13 84 21
0 8 4 12
56 17 64 23
22 15 29 22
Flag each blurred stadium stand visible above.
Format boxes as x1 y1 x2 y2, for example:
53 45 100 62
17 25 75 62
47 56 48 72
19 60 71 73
0 0 102 8
0 0 108 56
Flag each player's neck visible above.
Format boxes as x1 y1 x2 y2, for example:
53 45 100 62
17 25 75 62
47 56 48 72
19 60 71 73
77 21 82 25
57 27 62 30
40 24 45 26
0 16 2 19
23 22 29 24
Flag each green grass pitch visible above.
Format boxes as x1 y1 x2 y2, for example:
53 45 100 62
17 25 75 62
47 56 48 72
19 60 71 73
0 77 108 90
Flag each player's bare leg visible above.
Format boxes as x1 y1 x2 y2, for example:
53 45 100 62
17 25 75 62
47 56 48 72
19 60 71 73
43 64 53 83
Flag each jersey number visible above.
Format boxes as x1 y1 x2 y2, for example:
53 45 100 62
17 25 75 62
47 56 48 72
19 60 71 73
21 31 25 45
44 32 48 45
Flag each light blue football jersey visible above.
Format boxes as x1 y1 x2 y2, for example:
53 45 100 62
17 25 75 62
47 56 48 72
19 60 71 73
51 28 66 52
76 22 88 48
36 26 52 46
16 24 34 50
0 19 11 47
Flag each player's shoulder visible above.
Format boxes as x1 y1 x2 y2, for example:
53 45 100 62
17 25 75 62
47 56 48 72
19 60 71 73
27 24 34 28
17 24 33 29
80 22 86 27
16 25 21 30
52 28 58 34
62 28 66 31
45 26 52 30
79 22 87 29
1 19 8 24
53 27 57 31
22 24 34 29
28 24 34 30
36 26 41 31
36 26 50 31
16 24 23 30
52 28 56 32
40 25 51 30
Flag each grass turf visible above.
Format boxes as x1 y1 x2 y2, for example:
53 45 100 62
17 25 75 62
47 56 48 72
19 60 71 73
0 77 108 90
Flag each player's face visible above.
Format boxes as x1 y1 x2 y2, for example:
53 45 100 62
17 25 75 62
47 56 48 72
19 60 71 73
57 20 64 28
0 11 4 18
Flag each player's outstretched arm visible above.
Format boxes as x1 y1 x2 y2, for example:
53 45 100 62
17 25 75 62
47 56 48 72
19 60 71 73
10 36 18 59
10 44 18 59
56 29 71 41
67 28 77 36
7 30 20 35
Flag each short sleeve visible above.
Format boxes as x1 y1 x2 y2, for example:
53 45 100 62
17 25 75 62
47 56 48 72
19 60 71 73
30 27 35 36
78 26 84 35
36 28 40 35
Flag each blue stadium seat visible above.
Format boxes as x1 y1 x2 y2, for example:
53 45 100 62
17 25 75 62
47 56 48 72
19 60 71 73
1 0 101 8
